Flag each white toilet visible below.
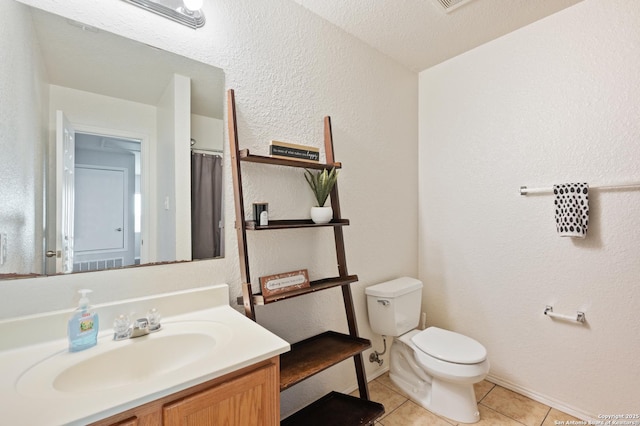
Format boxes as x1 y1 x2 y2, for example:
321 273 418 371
366 277 489 424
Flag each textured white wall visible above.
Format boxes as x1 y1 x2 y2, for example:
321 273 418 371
419 0 640 418
0 0 48 275
191 115 223 152
4 0 418 418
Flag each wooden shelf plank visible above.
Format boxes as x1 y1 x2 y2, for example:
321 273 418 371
249 275 358 305
246 219 349 230
235 275 359 306
239 149 342 170
281 391 385 426
280 331 371 391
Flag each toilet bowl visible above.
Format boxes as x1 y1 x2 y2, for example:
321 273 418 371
365 277 489 424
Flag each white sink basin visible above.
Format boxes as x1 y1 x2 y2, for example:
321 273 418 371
17 320 232 397
54 333 216 392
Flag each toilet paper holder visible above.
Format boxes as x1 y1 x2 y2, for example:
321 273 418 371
544 305 585 323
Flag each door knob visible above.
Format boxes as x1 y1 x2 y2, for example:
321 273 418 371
116 228 122 232
46 250 60 258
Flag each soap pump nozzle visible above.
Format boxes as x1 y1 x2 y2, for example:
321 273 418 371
77 289 92 309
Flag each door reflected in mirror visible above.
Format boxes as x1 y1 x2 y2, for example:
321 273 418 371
0 2 225 279
73 132 141 272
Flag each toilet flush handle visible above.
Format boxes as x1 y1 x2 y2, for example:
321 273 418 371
377 299 390 306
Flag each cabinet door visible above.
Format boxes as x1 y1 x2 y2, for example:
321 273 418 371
110 417 138 426
163 362 278 426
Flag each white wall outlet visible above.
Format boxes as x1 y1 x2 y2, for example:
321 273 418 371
164 196 170 210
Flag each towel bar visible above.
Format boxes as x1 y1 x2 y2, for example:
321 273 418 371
520 181 640 195
544 305 585 323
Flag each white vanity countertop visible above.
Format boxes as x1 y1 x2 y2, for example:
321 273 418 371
0 284 290 426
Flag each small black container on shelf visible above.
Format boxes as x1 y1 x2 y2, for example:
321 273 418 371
253 202 269 226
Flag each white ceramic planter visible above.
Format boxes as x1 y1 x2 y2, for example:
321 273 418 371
310 206 333 224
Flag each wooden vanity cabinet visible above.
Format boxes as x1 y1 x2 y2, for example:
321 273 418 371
108 418 139 426
90 356 279 426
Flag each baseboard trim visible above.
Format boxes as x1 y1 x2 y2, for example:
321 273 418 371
486 374 595 422
342 366 389 395
367 366 390 382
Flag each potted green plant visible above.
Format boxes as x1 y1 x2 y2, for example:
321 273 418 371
304 167 339 223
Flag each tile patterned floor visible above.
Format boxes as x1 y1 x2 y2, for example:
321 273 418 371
352 373 582 426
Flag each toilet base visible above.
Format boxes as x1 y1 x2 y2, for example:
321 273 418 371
430 377 481 423
390 337 483 424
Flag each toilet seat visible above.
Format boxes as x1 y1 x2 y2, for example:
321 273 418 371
398 329 490 385
411 327 487 364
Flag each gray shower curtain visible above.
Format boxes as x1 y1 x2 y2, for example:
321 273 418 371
191 153 222 259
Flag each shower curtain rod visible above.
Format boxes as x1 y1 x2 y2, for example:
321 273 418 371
191 148 223 155
519 181 640 195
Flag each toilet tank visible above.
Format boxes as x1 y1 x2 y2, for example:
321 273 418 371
365 277 423 336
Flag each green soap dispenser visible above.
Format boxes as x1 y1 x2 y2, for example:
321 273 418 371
68 289 99 352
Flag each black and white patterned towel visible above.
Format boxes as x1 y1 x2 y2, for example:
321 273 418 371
554 183 589 238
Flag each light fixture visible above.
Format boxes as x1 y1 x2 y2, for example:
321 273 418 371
183 0 203 11
122 0 205 29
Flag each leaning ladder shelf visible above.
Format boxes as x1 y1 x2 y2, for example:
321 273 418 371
227 89 384 425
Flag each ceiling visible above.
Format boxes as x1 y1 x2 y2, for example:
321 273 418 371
291 0 583 72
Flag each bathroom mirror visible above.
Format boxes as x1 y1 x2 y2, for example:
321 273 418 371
0 3 225 279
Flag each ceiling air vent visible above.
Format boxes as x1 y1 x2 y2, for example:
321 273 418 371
433 0 477 13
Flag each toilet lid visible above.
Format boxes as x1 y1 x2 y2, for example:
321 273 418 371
411 327 487 364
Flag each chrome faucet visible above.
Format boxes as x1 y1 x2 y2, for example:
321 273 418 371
113 309 162 341
130 317 150 338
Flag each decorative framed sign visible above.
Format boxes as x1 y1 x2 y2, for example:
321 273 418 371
269 140 320 163
259 269 310 297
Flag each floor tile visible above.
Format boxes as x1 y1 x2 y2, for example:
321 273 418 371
481 386 550 426
374 372 409 398
379 400 455 426
542 408 582 426
474 380 496 402
473 404 528 426
353 379 407 420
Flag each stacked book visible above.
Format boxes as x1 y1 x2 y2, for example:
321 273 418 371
269 140 319 163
